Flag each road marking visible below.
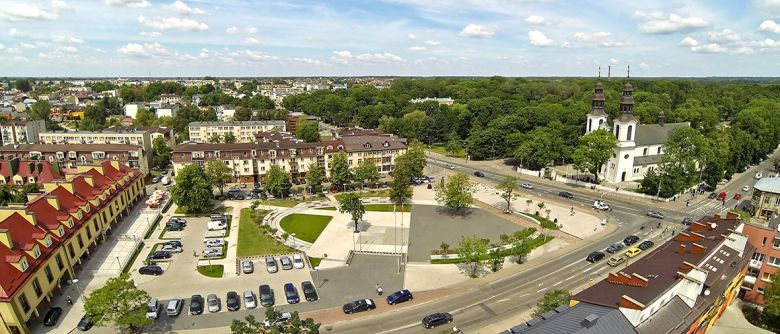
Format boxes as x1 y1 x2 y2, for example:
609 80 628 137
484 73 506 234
583 267 593 273
539 287 548 292
566 274 577 281
553 281 562 286
497 298 511 303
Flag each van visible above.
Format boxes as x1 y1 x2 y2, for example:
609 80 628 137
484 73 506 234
145 299 161 319
607 256 625 267
207 221 227 231
166 298 183 316
210 214 225 222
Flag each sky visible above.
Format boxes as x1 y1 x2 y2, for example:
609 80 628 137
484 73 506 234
1 0 780 77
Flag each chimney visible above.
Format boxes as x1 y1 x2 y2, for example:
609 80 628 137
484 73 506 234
691 243 707 254
0 228 12 248
713 214 720 221
680 261 697 270
678 244 687 254
582 314 599 328
46 195 60 210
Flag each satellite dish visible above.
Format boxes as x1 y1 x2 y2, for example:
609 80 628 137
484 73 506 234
710 223 717 229
704 289 711 296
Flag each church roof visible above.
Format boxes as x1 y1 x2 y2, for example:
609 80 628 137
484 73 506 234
615 112 637 123
634 154 663 166
635 122 690 146
589 108 608 117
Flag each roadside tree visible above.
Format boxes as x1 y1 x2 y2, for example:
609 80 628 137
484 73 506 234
497 176 519 211
171 164 212 213
354 158 380 189
458 235 489 277
533 289 572 317
329 152 352 191
205 160 233 197
83 274 152 333
265 165 292 198
338 192 365 233
151 136 172 169
435 172 473 213
306 163 325 194
571 129 617 184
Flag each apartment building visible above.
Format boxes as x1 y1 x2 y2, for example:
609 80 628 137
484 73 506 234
740 217 780 305
502 213 751 334
751 178 780 220
0 159 65 186
0 144 149 176
0 120 45 145
38 127 157 167
172 133 407 182
0 160 144 334
188 121 286 143
123 102 145 119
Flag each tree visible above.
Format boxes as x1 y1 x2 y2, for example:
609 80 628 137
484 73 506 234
224 132 237 144
329 152 352 190
233 107 253 121
435 172 474 213
439 242 450 255
497 176 519 211
445 134 463 157
151 137 171 168
209 133 222 143
83 274 152 333
533 289 572 317
265 165 292 198
296 118 321 142
404 140 427 180
338 192 365 233
14 78 32 92
170 164 212 213
458 235 489 277
231 310 320 334
306 163 325 194
134 108 156 127
354 159 380 189
571 129 618 184
28 100 51 121
205 161 233 197
763 282 780 331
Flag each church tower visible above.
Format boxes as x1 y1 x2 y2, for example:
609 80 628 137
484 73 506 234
586 80 608 134
610 66 638 182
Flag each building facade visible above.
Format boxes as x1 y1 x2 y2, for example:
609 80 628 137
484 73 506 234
38 128 158 168
0 161 144 334
0 144 149 176
0 120 45 146
740 219 780 305
187 121 286 143
123 102 145 119
750 178 780 220
0 159 65 186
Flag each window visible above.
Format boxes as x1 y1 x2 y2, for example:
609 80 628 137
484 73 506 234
657 147 662 154
44 265 54 283
759 288 766 295
774 238 780 249
615 125 621 138
776 198 780 206
643 148 648 156
32 278 42 297
627 125 633 140
753 252 766 262
19 294 30 313
68 244 75 257
748 268 760 277
767 256 780 267
56 254 64 270
33 247 41 258
763 272 774 282
764 237 768 246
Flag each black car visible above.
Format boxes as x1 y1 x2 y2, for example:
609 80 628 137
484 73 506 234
168 217 187 225
421 312 453 329
638 240 655 250
606 243 624 253
226 291 240 311
301 281 318 302
43 307 63 326
138 265 163 275
682 217 695 225
259 284 275 307
292 178 301 185
250 192 259 199
586 251 605 263
77 314 93 331
342 299 375 314
558 191 574 199
190 294 204 315
254 182 261 189
623 235 639 245
708 192 718 199
473 171 485 177
166 223 184 231
163 240 182 248
147 250 171 260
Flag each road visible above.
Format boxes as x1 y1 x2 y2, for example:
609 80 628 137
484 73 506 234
326 154 777 334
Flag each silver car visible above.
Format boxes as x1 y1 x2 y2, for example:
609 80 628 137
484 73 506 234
265 256 278 273
242 260 254 274
280 256 293 270
207 294 220 313
243 290 257 309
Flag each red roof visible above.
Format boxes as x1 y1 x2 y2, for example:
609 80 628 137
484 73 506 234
71 176 99 200
50 187 87 214
0 213 60 300
26 197 72 237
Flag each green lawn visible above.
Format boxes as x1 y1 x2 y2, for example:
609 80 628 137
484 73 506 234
197 265 224 278
431 235 554 264
309 257 322 268
279 213 333 243
318 204 410 212
334 189 390 201
429 145 467 158
122 242 145 274
317 207 337 211
266 197 319 208
236 209 296 257
524 212 560 230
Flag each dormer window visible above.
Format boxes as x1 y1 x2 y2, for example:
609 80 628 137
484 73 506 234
33 246 41 258
57 226 64 237
19 258 29 271
383 141 390 147
67 217 74 227
44 235 52 247
364 143 371 149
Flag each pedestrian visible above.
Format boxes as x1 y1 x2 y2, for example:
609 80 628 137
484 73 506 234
686 200 690 207
66 296 73 305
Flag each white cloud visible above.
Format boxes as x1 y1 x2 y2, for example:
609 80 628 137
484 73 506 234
639 62 649 69
8 28 23 38
424 40 441 46
140 31 162 37
165 1 205 15
631 10 666 20
732 46 755 55
757 0 780 15
292 57 322 65
707 29 741 44
409 46 427 51
52 35 85 44
333 50 352 58
137 16 208 32
20 42 37 49
407 33 416 40
117 42 169 57
232 50 279 62
635 12 709 34
525 15 545 25
356 52 405 62
609 58 619 64
459 24 496 38
679 36 699 46
50 0 71 12
226 26 239 34
759 20 780 34
0 4 58 21
0 44 4 50
569 31 626 47
752 38 780 48
691 43 727 53
244 37 259 45
528 30 555 47
104 0 149 8
246 26 258 34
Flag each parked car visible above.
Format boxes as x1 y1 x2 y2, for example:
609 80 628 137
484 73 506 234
743 185 751 192
421 312 453 329
592 200 610 210
342 299 376 314
190 295 204 315
280 256 293 270
638 240 655 250
43 307 63 326
250 192 260 199
207 294 220 313
386 289 413 305
266 256 278 273
202 248 223 258
76 314 93 331
263 311 292 329
708 192 718 199
168 217 187 225
682 217 695 225
210 213 226 222
521 183 534 189
558 191 574 199
284 283 300 304
204 239 225 247
473 171 485 177
292 254 305 269
146 298 162 319
139 265 163 276
243 290 257 309
166 223 184 231
625 247 642 258
207 221 227 231
226 291 240 311
259 285 275 307
151 176 160 183
160 244 182 253
607 256 625 267
147 250 171 260
646 210 664 219
586 251 606 263
163 240 182 248
301 281 318 302
242 260 254 274
623 235 639 245
166 298 184 316
605 243 624 254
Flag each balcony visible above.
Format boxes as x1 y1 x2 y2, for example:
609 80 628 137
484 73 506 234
750 259 763 269
744 275 757 284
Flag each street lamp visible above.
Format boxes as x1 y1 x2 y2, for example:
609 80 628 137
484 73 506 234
70 279 86 302
116 256 123 273
291 233 296 248
314 266 320 286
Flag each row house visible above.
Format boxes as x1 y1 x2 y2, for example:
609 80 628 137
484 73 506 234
0 160 65 186
0 161 144 334
0 144 149 177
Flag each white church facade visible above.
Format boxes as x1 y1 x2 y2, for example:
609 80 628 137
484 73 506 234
585 80 690 183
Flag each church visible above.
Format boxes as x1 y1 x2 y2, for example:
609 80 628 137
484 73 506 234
585 77 690 183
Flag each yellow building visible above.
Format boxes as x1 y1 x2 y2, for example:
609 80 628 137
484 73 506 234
752 177 780 220
0 160 144 334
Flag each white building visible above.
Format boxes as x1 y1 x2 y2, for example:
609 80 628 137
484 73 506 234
0 120 46 145
188 121 286 143
155 104 179 118
215 105 236 121
160 93 181 105
124 102 145 119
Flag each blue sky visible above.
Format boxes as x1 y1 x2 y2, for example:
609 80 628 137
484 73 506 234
1 0 779 77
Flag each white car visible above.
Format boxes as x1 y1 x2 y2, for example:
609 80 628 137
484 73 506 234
160 245 182 253
202 248 223 258
204 239 225 248
292 254 305 269
521 183 534 189
592 201 610 211
445 164 455 170
743 185 751 192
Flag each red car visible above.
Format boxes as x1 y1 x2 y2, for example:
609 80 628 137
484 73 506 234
716 192 727 200
733 193 742 200
330 188 339 193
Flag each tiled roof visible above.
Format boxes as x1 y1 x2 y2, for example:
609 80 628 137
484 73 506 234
755 177 780 194
510 303 635 334
0 213 58 299
0 143 141 153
